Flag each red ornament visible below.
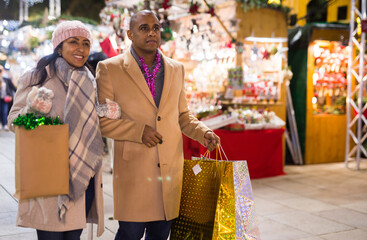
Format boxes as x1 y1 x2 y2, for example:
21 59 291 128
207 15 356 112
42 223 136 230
189 1 200 15
262 50 270 60
207 5 215 17
161 0 171 10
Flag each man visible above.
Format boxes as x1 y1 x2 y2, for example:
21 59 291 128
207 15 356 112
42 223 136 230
96 10 220 240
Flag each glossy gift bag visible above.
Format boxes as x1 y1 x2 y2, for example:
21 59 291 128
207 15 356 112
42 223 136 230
14 125 69 200
171 147 260 240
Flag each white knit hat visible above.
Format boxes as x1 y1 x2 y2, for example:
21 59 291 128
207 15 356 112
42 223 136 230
52 20 92 50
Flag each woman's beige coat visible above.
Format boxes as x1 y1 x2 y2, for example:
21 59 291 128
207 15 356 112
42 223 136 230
96 49 210 222
8 68 104 236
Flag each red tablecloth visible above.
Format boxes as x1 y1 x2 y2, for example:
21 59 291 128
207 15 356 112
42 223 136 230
183 128 285 179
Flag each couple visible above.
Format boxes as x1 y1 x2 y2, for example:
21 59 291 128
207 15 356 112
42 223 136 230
8 10 220 240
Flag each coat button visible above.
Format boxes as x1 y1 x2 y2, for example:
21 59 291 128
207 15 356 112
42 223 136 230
101 183 103 188
158 163 160 167
157 116 161 121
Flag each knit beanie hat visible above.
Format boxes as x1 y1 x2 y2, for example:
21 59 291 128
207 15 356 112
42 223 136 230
52 20 92 50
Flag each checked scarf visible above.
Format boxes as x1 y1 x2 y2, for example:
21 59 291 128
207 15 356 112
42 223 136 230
56 58 104 219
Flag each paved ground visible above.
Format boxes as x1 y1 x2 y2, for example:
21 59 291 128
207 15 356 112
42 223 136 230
1 129 367 240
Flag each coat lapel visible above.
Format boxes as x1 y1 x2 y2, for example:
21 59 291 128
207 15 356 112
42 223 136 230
123 51 156 108
158 55 173 110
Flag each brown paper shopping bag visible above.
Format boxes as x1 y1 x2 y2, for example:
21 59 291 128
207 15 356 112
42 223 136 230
171 146 261 240
14 125 69 200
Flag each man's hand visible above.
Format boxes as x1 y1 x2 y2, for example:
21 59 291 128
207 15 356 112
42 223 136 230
204 131 220 152
142 125 163 148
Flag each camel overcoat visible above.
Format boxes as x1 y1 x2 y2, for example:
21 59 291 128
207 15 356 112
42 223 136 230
8 67 104 236
96 49 210 222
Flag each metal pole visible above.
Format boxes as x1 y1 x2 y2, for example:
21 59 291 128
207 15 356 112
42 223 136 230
286 81 303 164
357 0 367 169
24 0 28 21
345 0 355 167
345 0 367 169
56 0 61 18
19 0 23 23
49 0 55 19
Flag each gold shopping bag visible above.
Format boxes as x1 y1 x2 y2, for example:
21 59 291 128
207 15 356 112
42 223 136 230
171 146 261 240
14 125 69 200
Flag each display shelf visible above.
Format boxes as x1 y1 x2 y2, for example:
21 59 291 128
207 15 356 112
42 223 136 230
221 100 283 106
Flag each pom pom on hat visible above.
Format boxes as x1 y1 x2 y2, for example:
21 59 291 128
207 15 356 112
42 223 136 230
52 20 92 50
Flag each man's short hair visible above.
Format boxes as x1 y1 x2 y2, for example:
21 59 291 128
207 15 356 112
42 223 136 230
129 10 159 30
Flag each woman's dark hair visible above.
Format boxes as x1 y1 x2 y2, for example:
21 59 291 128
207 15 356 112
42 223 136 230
31 43 94 86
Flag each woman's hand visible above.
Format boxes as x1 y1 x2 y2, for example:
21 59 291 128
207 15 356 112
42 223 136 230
27 86 54 114
97 98 121 119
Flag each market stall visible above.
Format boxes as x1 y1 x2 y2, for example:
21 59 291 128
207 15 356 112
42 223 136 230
288 23 349 164
176 2 289 178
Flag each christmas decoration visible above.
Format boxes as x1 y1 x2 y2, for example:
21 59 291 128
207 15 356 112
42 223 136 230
161 27 173 42
189 1 201 15
139 52 162 98
160 0 172 10
262 49 270 60
235 41 244 54
251 43 259 55
13 113 63 130
206 4 215 17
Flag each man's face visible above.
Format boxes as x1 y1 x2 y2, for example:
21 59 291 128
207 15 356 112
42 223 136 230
127 13 161 55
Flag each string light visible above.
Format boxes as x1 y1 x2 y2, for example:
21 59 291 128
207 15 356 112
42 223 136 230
268 0 281 3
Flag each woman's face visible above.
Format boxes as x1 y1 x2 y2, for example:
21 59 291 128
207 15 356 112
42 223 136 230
59 36 90 68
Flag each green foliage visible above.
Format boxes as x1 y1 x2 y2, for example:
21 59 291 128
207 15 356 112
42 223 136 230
66 0 105 22
28 36 40 51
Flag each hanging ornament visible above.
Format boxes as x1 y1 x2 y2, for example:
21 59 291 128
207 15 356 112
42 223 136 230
206 4 215 17
160 0 171 10
251 42 259 55
262 49 270 60
189 1 201 15
161 27 173 42
270 46 278 55
235 42 244 54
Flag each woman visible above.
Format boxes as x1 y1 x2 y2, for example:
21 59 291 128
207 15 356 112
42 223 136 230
8 20 105 240
0 65 17 130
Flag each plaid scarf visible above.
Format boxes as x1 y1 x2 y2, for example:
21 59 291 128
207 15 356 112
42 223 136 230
55 59 104 219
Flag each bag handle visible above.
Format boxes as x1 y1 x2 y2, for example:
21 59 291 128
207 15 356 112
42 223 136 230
202 149 210 159
216 144 228 161
202 144 228 161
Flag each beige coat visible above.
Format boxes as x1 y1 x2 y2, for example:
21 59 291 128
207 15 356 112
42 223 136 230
96 49 210 222
8 68 104 236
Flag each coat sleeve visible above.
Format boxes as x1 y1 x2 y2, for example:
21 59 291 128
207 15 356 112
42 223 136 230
96 61 145 143
177 64 211 145
7 71 33 132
